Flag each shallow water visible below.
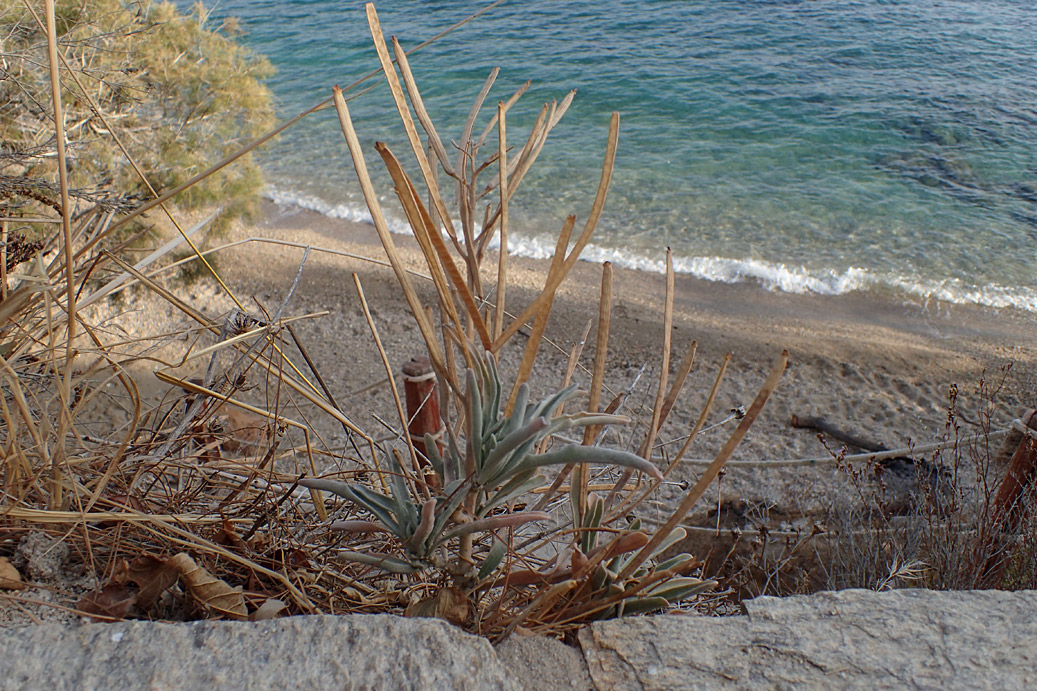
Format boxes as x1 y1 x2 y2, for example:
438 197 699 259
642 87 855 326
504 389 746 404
202 0 1037 311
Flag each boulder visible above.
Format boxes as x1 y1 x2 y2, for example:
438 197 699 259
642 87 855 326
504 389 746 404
0 614 517 690
580 588 1037 689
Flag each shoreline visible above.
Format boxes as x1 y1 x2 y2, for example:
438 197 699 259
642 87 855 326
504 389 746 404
265 188 1037 315
254 197 1037 364
116 197 1037 512
248 199 1035 438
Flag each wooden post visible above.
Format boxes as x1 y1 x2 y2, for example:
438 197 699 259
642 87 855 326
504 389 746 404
402 356 443 476
977 409 1037 587
990 410 1037 530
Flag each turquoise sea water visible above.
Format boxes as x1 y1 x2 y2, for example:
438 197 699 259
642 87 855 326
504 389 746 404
202 0 1037 311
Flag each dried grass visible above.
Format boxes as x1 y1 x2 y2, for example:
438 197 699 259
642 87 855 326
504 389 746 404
1 1 789 638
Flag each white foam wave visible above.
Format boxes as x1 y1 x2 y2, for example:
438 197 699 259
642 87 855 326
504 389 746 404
266 188 1037 314
265 188 412 236
502 235 1037 313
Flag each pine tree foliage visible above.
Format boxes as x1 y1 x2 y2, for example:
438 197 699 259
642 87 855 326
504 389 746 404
0 0 275 221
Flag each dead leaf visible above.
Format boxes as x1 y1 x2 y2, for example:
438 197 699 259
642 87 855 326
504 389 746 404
168 552 247 620
214 519 247 551
591 531 651 561
405 586 469 626
78 584 137 621
123 555 180 608
0 557 25 590
107 494 146 512
250 598 287 621
505 569 554 587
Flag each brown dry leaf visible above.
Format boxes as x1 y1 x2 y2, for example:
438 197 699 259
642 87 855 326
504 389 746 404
214 519 247 551
250 598 287 621
78 584 137 621
405 586 469 626
505 569 559 587
168 552 248 620
213 406 272 455
596 531 651 561
0 557 26 590
107 494 147 512
124 555 180 608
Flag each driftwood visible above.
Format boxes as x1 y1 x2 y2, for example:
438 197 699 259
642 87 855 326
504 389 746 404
790 415 886 453
977 410 1037 588
789 414 925 478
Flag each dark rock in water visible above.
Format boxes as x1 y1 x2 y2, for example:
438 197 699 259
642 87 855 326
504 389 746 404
896 115 969 147
1010 181 1037 204
875 149 998 209
1008 210 1037 235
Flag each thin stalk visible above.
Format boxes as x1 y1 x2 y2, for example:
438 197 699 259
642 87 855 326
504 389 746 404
504 216 575 412
366 4 456 240
658 340 698 428
493 113 620 350
493 102 509 340
671 353 731 468
1 220 7 302
616 351 728 518
573 262 613 523
43 0 74 509
604 250 673 510
616 351 788 581
353 273 426 498
582 262 613 445
640 248 675 458
286 324 363 459
332 86 448 381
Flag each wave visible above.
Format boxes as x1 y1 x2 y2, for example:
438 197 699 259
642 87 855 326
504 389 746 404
266 187 1037 314
265 188 410 236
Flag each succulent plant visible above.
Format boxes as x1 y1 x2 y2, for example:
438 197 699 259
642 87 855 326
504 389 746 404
300 351 661 578
502 493 715 619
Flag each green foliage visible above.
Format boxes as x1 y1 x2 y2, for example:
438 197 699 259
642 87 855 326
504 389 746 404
577 497 712 618
298 352 716 627
299 352 661 578
0 0 274 222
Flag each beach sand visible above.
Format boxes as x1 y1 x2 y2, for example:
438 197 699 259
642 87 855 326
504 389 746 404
105 199 1037 521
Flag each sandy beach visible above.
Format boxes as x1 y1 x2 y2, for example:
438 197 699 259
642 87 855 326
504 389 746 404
97 198 1037 523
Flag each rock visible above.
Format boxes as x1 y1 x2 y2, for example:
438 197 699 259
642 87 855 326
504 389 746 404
744 589 1037 688
579 614 751 690
0 614 518 691
497 635 593 690
4 590 1037 689
15 532 69 581
579 589 1037 689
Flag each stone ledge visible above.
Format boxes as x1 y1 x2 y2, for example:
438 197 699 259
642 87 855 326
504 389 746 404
2 589 1035 690
0 613 517 691
580 589 1037 689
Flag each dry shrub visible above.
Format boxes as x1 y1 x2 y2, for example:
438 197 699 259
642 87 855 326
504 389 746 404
704 366 1037 600
819 367 1037 591
669 364 1037 606
1 2 789 639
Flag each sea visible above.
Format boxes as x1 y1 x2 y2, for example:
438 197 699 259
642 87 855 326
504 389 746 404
198 0 1037 313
